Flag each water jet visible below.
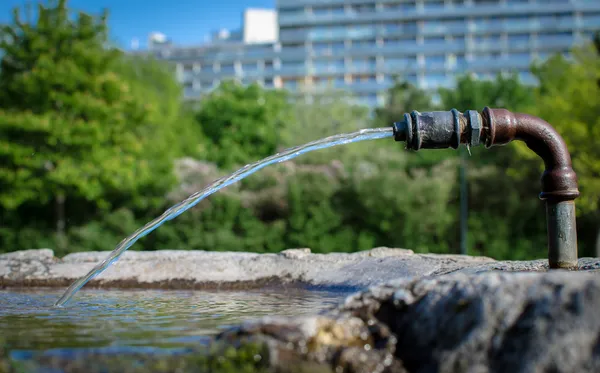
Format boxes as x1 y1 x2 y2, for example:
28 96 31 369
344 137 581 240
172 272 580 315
54 108 580 307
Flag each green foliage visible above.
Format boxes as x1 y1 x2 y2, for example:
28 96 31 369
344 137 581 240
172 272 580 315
340 147 458 253
375 80 437 126
0 0 178 212
0 0 200 253
195 81 291 169
438 72 535 111
280 90 373 165
1 0 598 261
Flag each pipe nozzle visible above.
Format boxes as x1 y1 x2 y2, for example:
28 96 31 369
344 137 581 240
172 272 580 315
393 109 483 151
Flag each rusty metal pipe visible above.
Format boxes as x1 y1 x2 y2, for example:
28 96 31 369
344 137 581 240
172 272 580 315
392 108 580 269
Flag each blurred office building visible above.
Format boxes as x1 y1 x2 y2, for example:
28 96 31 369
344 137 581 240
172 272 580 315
144 0 600 108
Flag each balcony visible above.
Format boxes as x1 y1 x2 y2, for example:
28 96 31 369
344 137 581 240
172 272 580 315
465 56 532 72
278 65 309 76
277 3 580 27
279 46 309 60
240 67 278 79
346 81 389 94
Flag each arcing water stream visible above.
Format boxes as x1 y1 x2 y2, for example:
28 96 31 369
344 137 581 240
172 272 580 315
54 128 394 307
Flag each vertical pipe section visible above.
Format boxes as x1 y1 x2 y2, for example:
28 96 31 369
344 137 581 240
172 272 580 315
482 108 580 269
547 201 578 268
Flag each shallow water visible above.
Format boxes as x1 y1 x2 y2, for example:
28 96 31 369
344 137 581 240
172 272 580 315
55 128 393 307
0 287 348 355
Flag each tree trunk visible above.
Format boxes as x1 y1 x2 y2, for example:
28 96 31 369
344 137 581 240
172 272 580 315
56 193 66 252
596 225 600 258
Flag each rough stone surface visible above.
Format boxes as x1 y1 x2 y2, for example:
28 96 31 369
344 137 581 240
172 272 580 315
0 248 494 290
219 268 600 373
3 248 600 372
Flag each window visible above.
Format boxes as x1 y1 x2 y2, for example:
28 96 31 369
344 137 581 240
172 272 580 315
504 15 532 29
282 60 304 69
355 74 377 83
220 64 235 74
423 73 449 88
352 57 377 69
450 54 467 69
381 3 401 10
506 52 531 63
332 42 345 51
312 6 331 16
313 59 331 72
352 39 376 48
538 31 573 46
334 76 346 87
313 43 331 53
242 63 257 72
425 54 446 69
424 36 446 46
422 1 445 11
282 79 298 89
383 56 414 69
350 4 376 13
473 0 500 4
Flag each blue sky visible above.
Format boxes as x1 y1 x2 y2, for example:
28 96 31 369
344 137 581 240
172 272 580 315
0 0 275 49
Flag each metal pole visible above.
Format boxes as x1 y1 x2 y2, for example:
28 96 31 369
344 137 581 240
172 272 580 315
460 147 468 255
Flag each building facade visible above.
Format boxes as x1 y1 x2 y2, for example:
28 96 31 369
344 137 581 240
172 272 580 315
150 0 600 107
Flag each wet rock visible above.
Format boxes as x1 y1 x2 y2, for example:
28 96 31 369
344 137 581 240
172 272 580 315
0 248 494 290
232 269 600 373
217 315 405 373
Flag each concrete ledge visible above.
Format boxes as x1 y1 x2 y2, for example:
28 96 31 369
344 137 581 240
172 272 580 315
0 247 497 290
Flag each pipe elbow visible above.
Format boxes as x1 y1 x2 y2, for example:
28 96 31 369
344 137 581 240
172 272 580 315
482 108 580 202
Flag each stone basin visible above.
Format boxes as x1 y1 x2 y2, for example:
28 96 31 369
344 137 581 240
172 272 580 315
1 248 599 373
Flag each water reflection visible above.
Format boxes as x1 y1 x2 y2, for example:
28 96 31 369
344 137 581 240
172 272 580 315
0 287 347 352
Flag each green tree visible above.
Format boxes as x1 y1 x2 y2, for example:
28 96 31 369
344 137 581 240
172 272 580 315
438 72 535 112
280 89 373 165
0 0 191 253
195 81 291 169
114 54 207 160
375 79 437 126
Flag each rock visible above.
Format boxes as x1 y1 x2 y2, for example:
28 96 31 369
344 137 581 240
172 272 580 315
223 269 600 373
3 248 600 372
217 315 405 373
0 249 56 283
0 248 54 261
0 248 494 290
353 247 414 257
279 248 312 259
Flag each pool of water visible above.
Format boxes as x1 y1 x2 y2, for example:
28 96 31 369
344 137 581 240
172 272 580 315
0 287 349 357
